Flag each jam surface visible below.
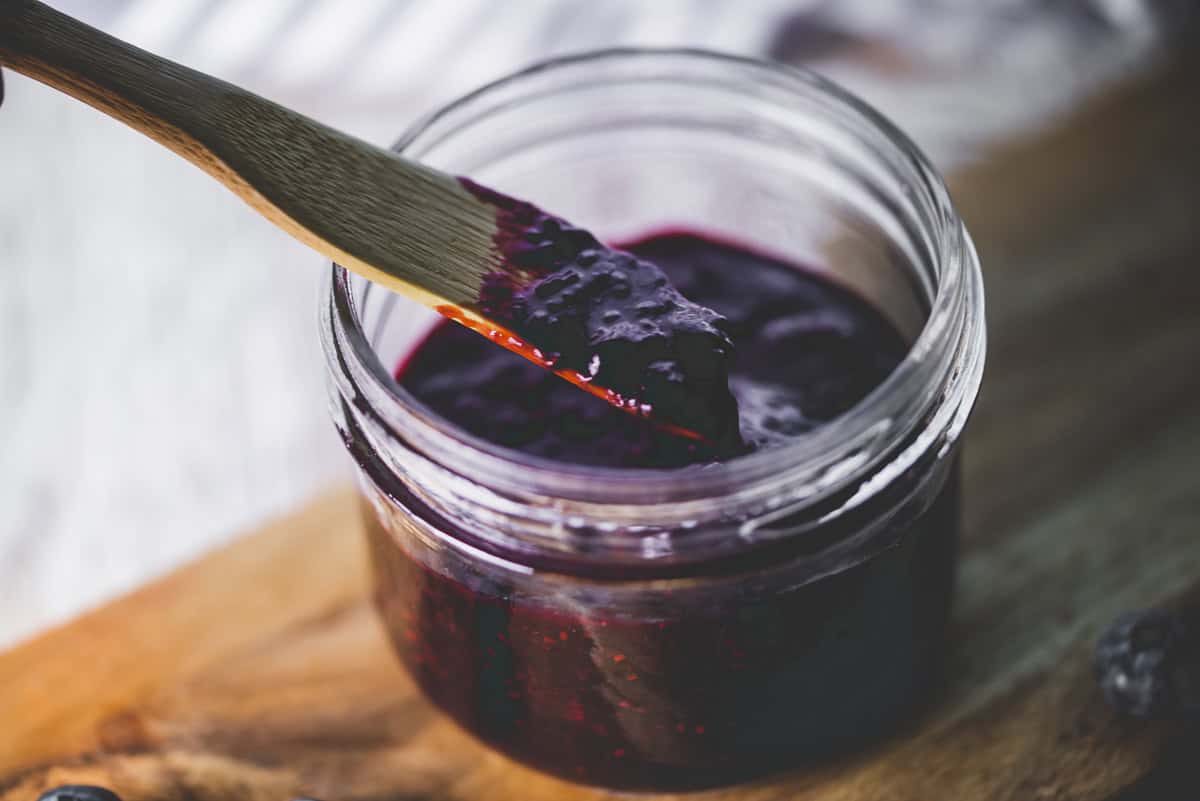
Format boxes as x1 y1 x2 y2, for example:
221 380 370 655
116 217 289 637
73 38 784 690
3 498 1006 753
399 231 907 467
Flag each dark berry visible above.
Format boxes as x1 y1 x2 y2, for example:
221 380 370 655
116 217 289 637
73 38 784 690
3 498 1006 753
1094 608 1200 719
37 787 122 801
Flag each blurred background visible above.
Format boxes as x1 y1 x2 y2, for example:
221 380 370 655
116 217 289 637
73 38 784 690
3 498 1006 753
0 0 1196 647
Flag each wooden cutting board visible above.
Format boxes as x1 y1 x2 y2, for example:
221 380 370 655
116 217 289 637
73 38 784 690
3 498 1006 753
2 54 1199 801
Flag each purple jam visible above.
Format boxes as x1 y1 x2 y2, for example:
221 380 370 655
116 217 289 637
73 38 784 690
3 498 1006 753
364 477 957 790
460 181 742 445
400 231 907 468
360 231 957 790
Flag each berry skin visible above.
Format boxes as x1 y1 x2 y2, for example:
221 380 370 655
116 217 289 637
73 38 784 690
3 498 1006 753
36 787 122 801
1093 608 1200 719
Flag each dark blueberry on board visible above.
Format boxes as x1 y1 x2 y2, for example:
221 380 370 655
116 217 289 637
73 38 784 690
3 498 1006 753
36 787 123 801
1094 608 1200 719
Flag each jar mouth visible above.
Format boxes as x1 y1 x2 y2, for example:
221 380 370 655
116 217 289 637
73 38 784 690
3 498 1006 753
323 48 985 517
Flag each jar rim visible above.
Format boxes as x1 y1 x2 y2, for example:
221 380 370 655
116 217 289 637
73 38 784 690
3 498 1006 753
323 48 985 520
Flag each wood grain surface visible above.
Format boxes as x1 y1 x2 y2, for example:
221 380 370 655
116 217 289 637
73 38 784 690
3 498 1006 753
1 45 1198 801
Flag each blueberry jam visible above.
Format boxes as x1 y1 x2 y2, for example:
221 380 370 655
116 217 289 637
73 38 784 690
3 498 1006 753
401 232 907 468
358 231 960 790
460 180 742 445
365 473 957 790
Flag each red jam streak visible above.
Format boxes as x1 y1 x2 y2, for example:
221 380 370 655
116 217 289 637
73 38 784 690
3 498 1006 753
434 304 705 442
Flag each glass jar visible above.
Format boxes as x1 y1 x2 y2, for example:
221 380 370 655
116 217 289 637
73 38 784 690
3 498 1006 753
321 49 985 791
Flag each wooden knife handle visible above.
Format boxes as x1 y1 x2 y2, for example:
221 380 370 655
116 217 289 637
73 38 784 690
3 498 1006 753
0 0 496 308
